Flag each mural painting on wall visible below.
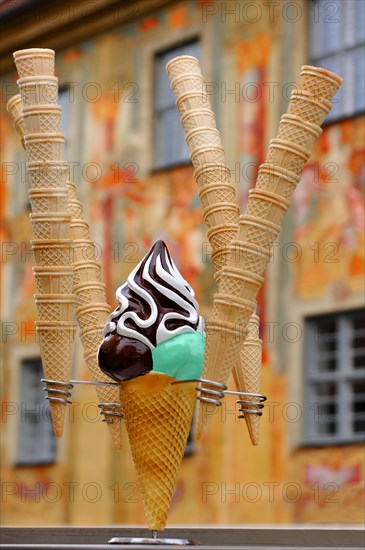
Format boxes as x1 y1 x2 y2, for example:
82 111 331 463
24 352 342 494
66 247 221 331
292 117 365 300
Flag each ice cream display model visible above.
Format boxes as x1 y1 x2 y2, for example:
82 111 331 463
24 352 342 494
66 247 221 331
7 47 342 545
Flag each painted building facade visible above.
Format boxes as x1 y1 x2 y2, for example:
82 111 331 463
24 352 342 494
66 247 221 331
1 0 364 526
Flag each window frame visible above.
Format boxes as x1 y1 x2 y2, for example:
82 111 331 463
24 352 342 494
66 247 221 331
308 0 365 125
152 37 201 172
303 309 365 446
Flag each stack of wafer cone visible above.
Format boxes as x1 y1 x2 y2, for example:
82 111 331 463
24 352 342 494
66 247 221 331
167 55 263 443
11 48 76 438
197 65 342 435
66 183 122 450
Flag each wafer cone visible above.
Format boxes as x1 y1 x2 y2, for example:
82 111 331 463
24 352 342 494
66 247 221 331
233 338 263 445
299 65 343 101
199 182 236 207
277 114 322 150
13 48 55 78
18 76 58 106
170 73 205 95
246 189 290 225
204 203 240 228
33 266 74 294
120 372 196 530
255 163 299 200
6 94 26 145
186 127 222 150
29 188 68 213
65 183 124 450
32 239 73 266
166 55 201 79
22 104 62 134
181 108 216 131
266 139 310 173
35 294 75 322
27 161 69 188
24 133 64 162
36 321 77 437
288 90 331 126
30 212 71 239
238 215 280 249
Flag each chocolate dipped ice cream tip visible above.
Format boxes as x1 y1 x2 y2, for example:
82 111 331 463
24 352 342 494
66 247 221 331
98 240 204 382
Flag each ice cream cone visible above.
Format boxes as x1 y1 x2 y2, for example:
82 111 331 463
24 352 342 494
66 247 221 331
237 215 280 249
211 246 231 271
24 133 65 163
166 55 201 79
194 163 231 186
299 65 343 102
13 48 55 78
18 76 58 106
30 212 71 239
67 199 84 220
35 294 75 322
72 239 97 263
73 282 107 307
277 114 322 150
27 161 69 188
6 94 23 119
199 182 236 208
170 73 205 95
204 203 240 228
255 163 299 200
218 268 264 303
32 239 73 266
186 127 222 150
233 339 263 446
176 91 210 114
191 146 226 169
66 182 78 200
29 188 68 213
246 189 290 225
36 320 77 437
6 94 26 145
288 90 331 126
227 240 271 275
206 223 237 249
79 325 105 349
83 350 122 451
120 372 196 530
33 266 74 294
69 220 90 240
266 139 310 173
22 104 62 134
181 108 216 132
73 260 102 285
75 303 111 332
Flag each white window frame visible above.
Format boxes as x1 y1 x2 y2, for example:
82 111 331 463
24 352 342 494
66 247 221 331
304 309 365 445
139 22 213 175
309 0 365 123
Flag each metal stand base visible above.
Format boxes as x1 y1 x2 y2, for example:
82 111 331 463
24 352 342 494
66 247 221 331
109 537 200 545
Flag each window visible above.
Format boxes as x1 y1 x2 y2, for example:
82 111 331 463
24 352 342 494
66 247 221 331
304 310 365 445
17 358 57 465
153 39 201 170
309 0 365 122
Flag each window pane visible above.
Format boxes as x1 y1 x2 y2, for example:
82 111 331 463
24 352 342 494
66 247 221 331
351 381 365 433
17 358 56 465
313 382 338 435
153 40 201 169
351 315 365 368
313 318 338 371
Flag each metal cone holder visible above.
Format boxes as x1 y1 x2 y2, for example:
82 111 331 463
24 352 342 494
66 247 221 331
172 378 267 422
41 378 123 423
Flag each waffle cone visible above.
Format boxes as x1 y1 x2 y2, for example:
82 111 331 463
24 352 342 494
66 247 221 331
277 114 321 149
36 321 77 437
13 48 55 78
199 182 236 208
255 163 299 200
120 373 196 530
33 266 74 294
299 65 343 101
246 189 290 225
288 90 331 126
181 108 216 132
204 203 240 228
196 320 246 438
233 339 263 445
